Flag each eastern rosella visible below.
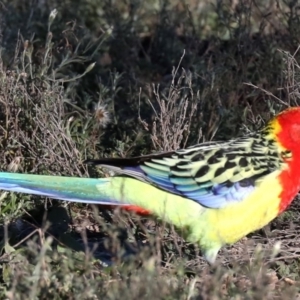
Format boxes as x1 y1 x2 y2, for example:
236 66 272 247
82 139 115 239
0 107 300 263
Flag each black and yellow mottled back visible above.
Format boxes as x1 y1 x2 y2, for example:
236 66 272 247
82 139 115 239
86 129 288 208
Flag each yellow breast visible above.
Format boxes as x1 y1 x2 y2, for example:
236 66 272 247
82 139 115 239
202 170 283 245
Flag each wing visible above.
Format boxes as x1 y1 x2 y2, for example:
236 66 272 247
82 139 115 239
85 134 285 209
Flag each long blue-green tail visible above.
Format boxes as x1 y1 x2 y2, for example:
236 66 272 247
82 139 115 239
0 170 206 227
0 172 121 205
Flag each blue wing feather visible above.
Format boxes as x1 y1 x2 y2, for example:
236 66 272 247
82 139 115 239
121 165 256 209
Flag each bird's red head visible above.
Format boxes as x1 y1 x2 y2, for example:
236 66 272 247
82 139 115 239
273 107 300 213
274 107 300 151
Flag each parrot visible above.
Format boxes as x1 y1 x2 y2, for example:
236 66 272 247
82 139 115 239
0 106 300 264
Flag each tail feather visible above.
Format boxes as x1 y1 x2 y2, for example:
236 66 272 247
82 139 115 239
0 172 121 205
0 172 204 225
